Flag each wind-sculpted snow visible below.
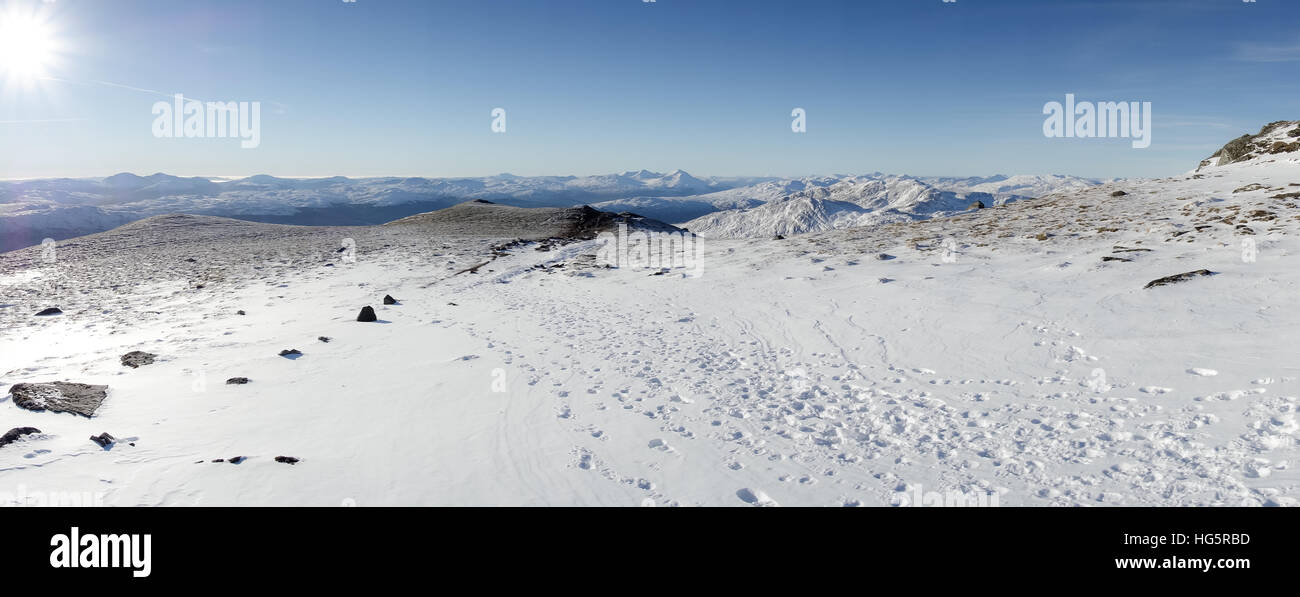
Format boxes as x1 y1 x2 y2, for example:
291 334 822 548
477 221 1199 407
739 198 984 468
1 139 1297 506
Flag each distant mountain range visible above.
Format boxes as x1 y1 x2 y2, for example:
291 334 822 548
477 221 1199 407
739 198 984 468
0 169 1102 251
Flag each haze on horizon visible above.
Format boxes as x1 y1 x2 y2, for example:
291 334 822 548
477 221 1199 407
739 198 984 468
0 0 1296 181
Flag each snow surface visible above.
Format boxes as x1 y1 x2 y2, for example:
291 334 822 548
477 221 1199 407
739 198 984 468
1 132 1299 506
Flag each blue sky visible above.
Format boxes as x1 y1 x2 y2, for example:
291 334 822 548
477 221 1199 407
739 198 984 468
0 0 1296 180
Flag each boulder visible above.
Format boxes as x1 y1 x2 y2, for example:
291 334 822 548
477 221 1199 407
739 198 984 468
383 295 398 305
34 307 62 316
9 382 108 417
275 456 300 465
357 306 377 322
226 377 251 385
120 351 157 369
89 432 116 448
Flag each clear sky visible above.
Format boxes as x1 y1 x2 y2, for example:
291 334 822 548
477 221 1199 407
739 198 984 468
0 0 1296 180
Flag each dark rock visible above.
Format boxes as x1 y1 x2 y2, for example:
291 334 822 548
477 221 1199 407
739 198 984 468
228 456 246 464
226 377 250 385
876 253 896 261
1110 191 1128 197
383 295 398 305
9 382 108 417
34 307 62 316
1144 269 1215 289
278 349 302 358
211 458 224 463
968 200 986 210
772 234 785 240
236 310 246 316
274 456 300 465
357 306 377 322
0 427 41 449
1101 256 1132 262
120 351 157 369
318 336 331 343
89 432 116 448
447 302 458 306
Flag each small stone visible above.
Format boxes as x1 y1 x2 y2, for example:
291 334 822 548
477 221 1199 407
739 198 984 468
228 456 245 464
357 306 377 322
318 336 331 343
34 307 62 316
275 456 300 465
1144 269 1215 289
0 427 41 449
89 433 116 448
383 295 398 305
1110 190 1128 197
279 349 302 358
236 310 246 316
226 377 250 385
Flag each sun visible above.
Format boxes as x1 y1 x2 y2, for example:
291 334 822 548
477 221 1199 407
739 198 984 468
0 10 57 79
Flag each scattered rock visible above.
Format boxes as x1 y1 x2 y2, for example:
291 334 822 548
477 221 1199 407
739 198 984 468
278 349 302 358
211 459 225 463
968 200 986 210
34 307 62 316
228 456 246 464
383 295 398 305
1144 269 1215 289
1101 256 1132 262
876 253 896 261
89 432 116 448
236 310 246 316
446 302 458 306
772 234 785 240
357 306 378 322
120 351 157 369
1110 191 1128 197
226 377 250 385
318 336 331 343
9 382 108 417
0 427 41 449
274 456 300 465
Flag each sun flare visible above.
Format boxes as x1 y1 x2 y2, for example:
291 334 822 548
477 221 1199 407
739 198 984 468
0 11 57 79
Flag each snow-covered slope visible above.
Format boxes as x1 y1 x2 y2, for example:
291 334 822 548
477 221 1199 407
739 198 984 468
1 124 1297 506
684 175 1028 238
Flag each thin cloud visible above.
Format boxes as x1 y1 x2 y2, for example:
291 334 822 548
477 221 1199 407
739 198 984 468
1232 40 1300 63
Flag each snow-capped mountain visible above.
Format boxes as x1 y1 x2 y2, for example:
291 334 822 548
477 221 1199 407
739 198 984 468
683 174 1100 238
0 169 1101 251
